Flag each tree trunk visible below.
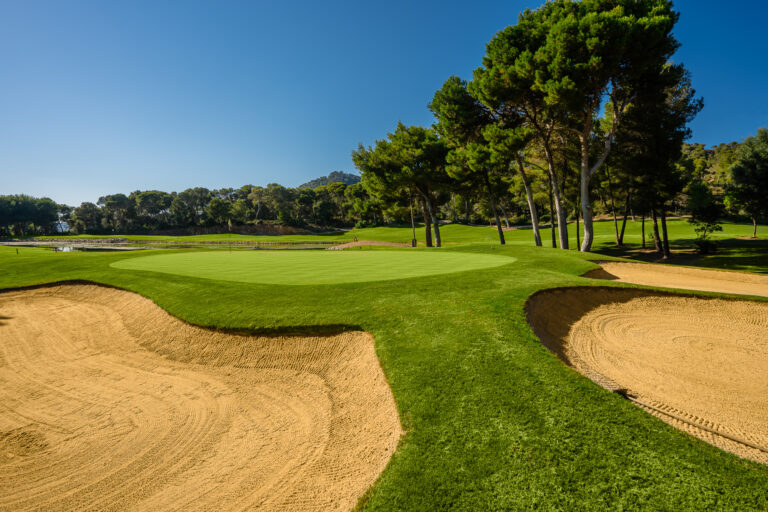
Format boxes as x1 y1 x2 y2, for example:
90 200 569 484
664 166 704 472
578 114 607 253
651 210 662 253
580 99 621 251
514 157 541 246
426 194 442 247
611 205 621 247
575 202 580 250
452 194 458 223
641 214 646 249
753 217 758 238
486 174 505 245
579 165 594 252
618 191 630 246
606 169 620 246
579 122 594 252
560 163 570 248
420 199 432 247
500 203 511 229
464 199 470 224
548 181 557 248
660 209 671 260
542 142 569 249
432 213 441 247
409 196 417 247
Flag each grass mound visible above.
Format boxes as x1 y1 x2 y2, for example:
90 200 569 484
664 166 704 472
110 249 516 285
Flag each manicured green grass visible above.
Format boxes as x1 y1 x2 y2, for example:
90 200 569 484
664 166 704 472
579 218 768 273
110 250 516 285
1 228 767 511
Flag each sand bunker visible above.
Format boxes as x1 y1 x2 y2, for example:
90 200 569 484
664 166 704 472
0 285 401 511
588 261 768 297
528 287 768 464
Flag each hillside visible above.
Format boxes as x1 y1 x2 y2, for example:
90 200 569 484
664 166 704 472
298 171 360 189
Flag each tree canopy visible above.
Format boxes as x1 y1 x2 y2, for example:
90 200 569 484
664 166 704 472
729 128 768 236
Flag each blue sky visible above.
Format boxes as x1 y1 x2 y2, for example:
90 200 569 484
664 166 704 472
1 0 767 206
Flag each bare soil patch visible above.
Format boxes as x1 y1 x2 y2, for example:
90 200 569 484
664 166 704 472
0 285 401 511
587 261 768 297
528 287 768 464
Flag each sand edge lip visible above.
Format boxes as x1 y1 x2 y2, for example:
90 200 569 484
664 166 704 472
582 260 768 299
525 285 768 465
0 282 403 511
524 285 674 363
1 279 367 336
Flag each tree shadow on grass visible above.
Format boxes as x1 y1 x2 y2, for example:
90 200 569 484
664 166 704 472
592 237 768 274
693 238 768 274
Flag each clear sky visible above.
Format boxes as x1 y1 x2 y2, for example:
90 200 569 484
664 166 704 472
1 0 767 206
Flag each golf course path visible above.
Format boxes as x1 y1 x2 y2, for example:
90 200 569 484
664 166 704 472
528 287 768 464
588 261 768 297
0 285 402 512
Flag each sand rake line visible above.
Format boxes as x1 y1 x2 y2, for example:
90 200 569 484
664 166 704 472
624 394 768 455
0 284 403 512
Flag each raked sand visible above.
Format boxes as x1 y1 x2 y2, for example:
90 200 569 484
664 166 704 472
528 286 768 464
0 285 401 511
588 261 768 297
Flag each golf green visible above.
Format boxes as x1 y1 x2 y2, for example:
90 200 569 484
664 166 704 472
111 249 516 285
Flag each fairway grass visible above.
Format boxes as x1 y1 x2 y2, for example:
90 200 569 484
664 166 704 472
110 250 516 285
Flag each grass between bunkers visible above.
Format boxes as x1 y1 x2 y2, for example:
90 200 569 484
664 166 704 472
1 222 768 510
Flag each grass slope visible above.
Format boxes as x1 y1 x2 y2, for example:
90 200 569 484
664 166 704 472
110 250 516 285
1 229 767 510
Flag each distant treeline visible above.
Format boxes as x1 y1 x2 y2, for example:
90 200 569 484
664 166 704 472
0 179 379 236
0 195 62 236
2 134 763 240
2 133 766 239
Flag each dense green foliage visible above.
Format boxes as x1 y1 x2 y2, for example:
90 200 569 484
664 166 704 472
0 194 62 235
352 123 450 246
729 128 768 236
687 181 724 253
59 182 383 235
363 0 679 253
347 0 761 261
2 225 767 510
